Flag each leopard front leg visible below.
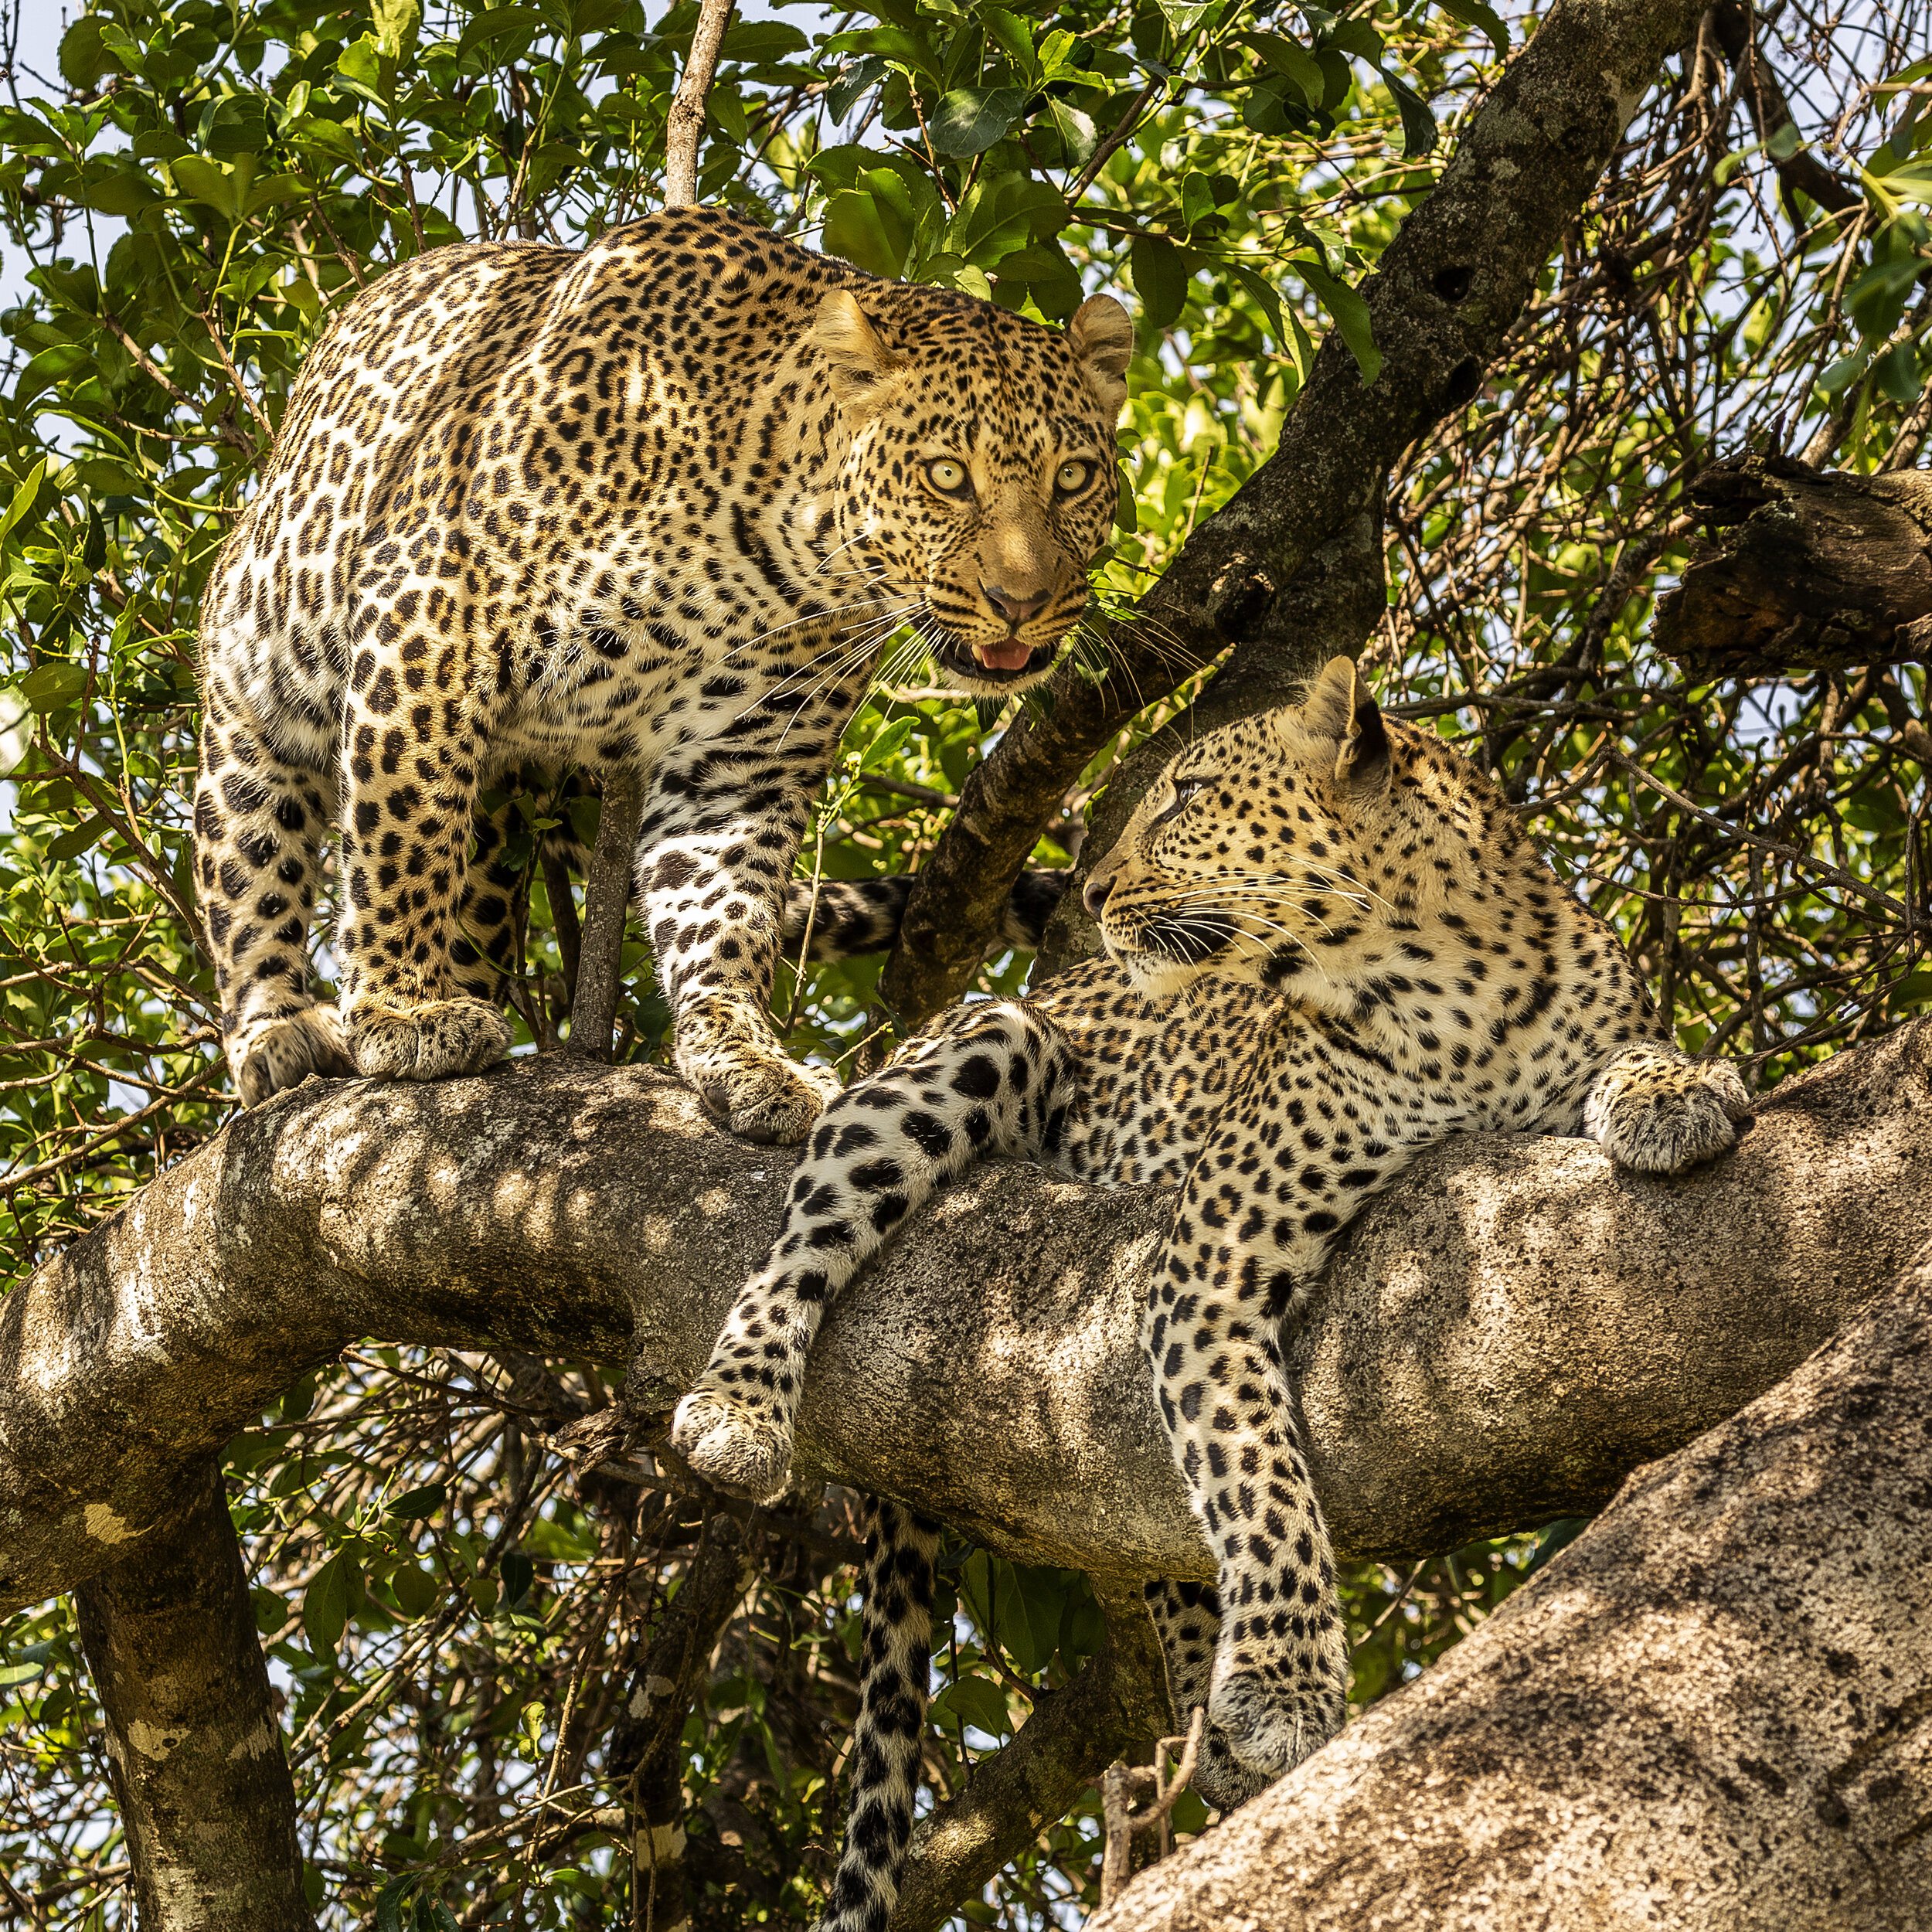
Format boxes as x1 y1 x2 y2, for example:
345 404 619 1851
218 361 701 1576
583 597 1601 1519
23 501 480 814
1142 1230 1349 1791
1584 1041 1751 1173
672 1003 1079 1502
637 725 836 1144
333 658 511 1083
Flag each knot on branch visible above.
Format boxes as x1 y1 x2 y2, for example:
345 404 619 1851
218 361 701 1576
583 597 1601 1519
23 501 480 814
1652 452 1932 679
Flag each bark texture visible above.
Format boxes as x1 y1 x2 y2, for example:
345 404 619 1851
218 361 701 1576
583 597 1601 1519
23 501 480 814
1653 453 1932 679
1092 1244 1932 1932
4 1019 1927 1620
73 1461 314 1932
879 0 1704 1027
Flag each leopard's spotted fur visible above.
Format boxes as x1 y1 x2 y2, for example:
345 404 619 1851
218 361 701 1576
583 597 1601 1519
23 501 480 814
672 658 1751 1929
194 206 1129 1138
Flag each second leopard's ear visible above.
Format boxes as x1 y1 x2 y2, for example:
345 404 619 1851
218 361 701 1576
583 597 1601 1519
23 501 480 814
811 290 904 412
1303 655 1391 800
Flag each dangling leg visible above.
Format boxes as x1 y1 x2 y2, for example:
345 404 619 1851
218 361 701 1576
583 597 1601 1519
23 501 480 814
1142 1580 1273 1814
194 685 353 1105
819 1497 940 1932
672 1002 1080 1502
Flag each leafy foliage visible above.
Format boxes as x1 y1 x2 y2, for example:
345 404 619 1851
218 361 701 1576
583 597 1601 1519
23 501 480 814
1 0 1928 1925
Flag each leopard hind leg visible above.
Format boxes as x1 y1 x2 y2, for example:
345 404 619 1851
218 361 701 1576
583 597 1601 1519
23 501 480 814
818 1496 940 1932
1584 1043 1751 1173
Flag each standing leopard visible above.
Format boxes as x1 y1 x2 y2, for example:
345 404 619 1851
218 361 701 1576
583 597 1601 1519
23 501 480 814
671 656 1752 1930
194 206 1131 1138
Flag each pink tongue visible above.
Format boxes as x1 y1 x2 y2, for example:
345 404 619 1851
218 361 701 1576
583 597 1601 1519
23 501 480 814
975 640 1033 672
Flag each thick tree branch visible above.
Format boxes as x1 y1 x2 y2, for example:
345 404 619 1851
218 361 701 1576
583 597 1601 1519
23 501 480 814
4 1020 1927 1621
73 1462 313 1932
1653 452 1932 679
879 0 1705 1028
1094 1240 1932 1932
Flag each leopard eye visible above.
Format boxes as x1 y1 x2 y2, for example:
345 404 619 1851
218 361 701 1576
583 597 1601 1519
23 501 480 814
927 457 971 497
1153 777 1212 826
1055 459 1092 494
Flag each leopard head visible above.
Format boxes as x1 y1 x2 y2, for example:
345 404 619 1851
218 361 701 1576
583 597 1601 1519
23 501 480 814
809 287 1133 695
1083 657 1515 1000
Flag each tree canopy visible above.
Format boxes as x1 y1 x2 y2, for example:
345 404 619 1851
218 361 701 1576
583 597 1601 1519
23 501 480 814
0 0 1927 1925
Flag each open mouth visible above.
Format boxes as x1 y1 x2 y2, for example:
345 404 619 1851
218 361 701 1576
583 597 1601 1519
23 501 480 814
927 631 1057 689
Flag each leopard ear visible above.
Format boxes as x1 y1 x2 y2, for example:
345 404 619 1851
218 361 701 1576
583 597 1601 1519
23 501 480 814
811 290 903 411
1304 656 1391 798
1069 294 1133 417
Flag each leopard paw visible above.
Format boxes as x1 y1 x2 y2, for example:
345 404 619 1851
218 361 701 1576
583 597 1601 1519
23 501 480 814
689 1049 842 1146
351 996 512 1084
1208 1669 1345 1787
670 1386 797 1505
1586 1053 1750 1175
1189 1719 1276 1814
236 1006 357 1107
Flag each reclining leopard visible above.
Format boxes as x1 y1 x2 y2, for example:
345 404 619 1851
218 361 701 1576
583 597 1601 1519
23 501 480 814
672 656 1751 1929
193 206 1131 1137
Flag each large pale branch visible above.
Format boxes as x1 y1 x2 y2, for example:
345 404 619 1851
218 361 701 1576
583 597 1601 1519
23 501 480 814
1094 1242 1932 1932
3 1021 1927 1620
878 0 1705 1027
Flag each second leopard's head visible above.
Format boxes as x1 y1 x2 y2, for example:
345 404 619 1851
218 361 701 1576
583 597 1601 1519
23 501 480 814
807 286 1134 696
1083 657 1522 999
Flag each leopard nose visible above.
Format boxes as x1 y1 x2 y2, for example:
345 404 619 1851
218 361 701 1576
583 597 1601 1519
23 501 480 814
981 581 1050 631
1082 869 1115 919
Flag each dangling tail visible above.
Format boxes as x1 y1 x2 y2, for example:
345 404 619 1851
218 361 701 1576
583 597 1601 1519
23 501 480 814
818 1496 941 1932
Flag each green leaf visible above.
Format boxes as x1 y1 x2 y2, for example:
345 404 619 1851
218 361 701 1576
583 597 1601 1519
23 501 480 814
455 8 545 70
1242 31 1322 107
828 56 886 121
1432 0 1511 58
928 87 1026 158
823 189 911 278
500 1552 535 1607
1325 19 1385 60
0 460 46 542
0 1660 48 1688
304 1550 356 1659
335 36 394 110
980 7 1036 81
1131 234 1189 332
719 21 809 63
1874 341 1922 404
373 0 421 62
1294 255 1379 383
860 716 916 770
46 817 110 861
1380 68 1437 159
19 662 87 713
390 1563 442 1620
1156 0 1219 39
376 1877 413 1932
930 1673 1012 1738
386 1482 447 1519
1228 263 1287 351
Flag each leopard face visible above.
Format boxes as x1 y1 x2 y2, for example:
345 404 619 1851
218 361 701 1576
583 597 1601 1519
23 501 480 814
811 290 1132 693
1084 658 1516 1000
